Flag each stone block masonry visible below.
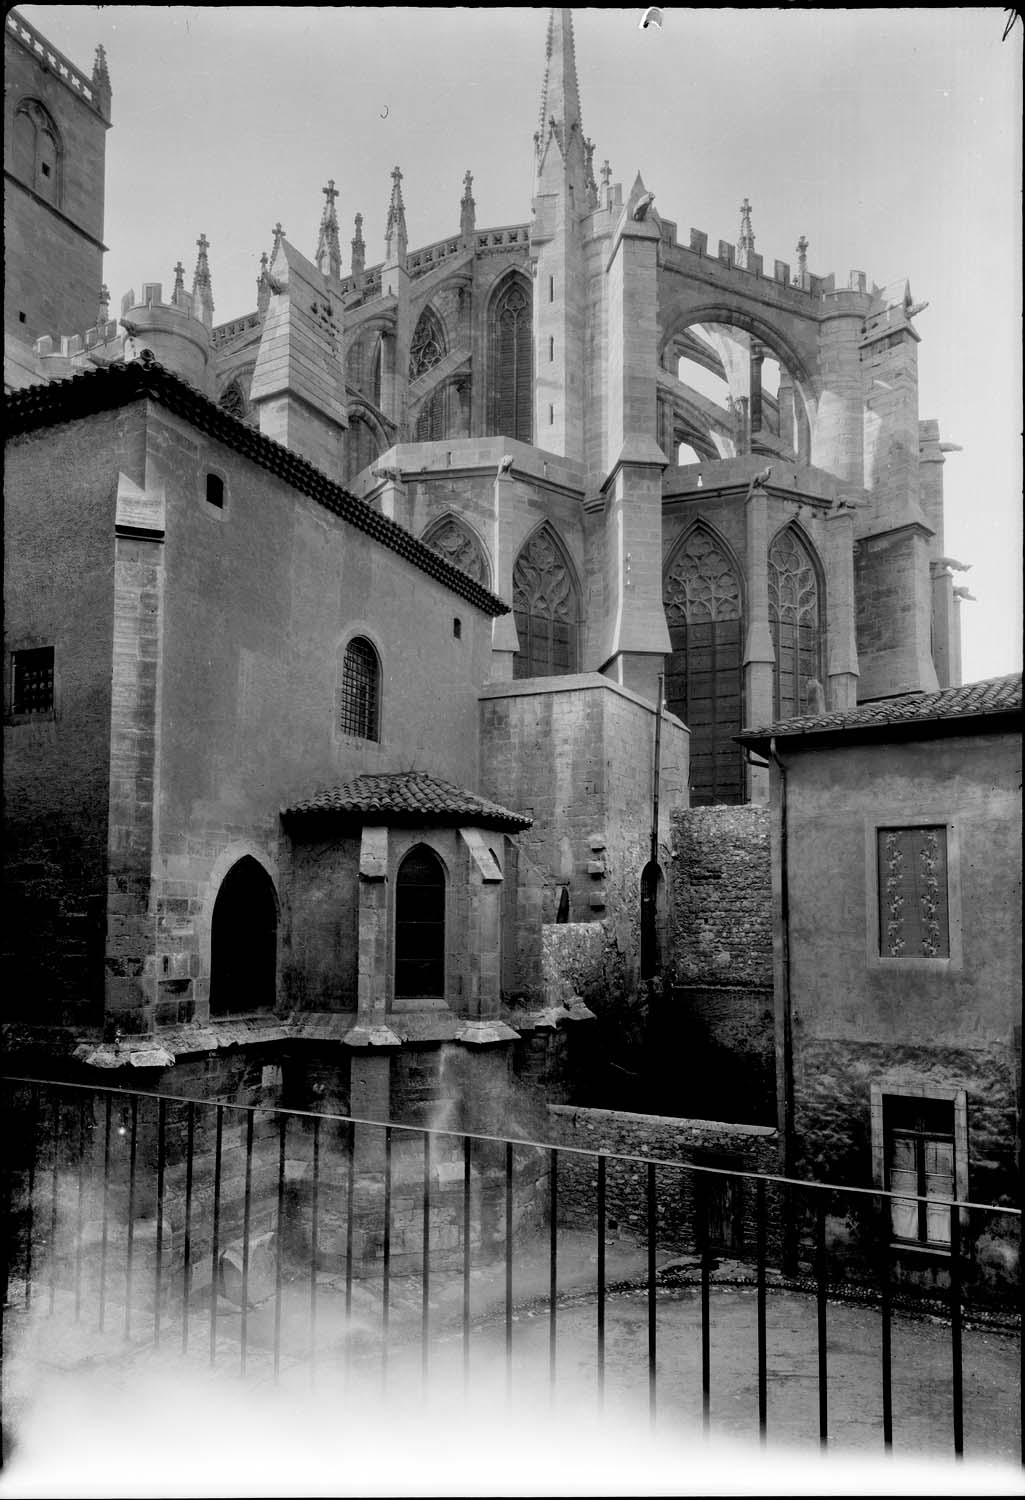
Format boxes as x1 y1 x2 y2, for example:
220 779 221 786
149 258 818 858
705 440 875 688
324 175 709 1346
547 1106 780 1257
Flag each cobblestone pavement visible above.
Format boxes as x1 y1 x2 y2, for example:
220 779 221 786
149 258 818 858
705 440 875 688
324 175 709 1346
1 1231 1020 1496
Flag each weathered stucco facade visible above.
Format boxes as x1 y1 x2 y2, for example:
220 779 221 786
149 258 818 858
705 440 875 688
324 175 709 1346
740 676 1022 1294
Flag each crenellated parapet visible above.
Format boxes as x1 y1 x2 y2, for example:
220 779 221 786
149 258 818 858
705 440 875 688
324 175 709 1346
24 277 213 393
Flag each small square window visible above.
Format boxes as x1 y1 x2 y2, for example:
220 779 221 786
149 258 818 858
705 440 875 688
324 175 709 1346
12 647 54 714
205 473 225 509
453 618 462 639
41 162 51 177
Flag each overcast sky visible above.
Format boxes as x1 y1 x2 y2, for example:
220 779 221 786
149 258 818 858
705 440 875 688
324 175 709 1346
18 5 1022 684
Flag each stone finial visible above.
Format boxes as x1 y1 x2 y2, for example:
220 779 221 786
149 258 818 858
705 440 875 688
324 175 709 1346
171 260 186 306
97 283 110 323
584 137 599 209
600 158 612 190
460 169 476 241
272 221 286 256
351 212 365 276
91 43 112 118
316 177 342 280
736 197 756 269
795 234 809 284
192 233 213 328
384 165 407 263
257 251 271 315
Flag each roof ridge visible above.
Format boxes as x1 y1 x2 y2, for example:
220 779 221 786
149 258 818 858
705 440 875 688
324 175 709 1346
4 358 510 619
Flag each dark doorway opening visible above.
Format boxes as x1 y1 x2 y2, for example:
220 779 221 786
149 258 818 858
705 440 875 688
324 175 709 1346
209 856 278 1015
394 845 446 998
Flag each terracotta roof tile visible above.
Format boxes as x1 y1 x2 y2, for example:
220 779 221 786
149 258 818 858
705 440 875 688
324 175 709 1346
283 772 532 830
738 671 1021 744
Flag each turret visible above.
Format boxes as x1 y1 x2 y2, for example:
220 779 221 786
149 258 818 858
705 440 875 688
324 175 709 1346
117 274 211 392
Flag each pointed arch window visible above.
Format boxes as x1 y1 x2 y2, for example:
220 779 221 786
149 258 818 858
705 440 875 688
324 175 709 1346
422 515 490 586
409 307 446 380
339 636 380 741
512 525 578 678
664 526 745 806
218 380 246 419
768 526 823 720
489 278 532 442
415 385 450 442
14 99 62 206
395 845 446 998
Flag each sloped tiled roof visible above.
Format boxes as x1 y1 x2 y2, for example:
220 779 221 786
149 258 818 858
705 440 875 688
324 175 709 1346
4 355 508 617
282 772 532 830
738 672 1021 747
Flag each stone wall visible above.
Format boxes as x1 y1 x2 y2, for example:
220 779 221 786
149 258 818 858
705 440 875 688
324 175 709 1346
664 804 775 1124
3 415 120 1024
480 674 688 1001
547 1105 780 1255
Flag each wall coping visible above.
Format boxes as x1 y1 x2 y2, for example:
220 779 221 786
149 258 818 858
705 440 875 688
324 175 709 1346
480 671 685 723
548 1104 777 1137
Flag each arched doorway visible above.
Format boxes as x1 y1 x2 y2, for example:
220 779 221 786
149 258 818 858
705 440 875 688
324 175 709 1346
209 857 278 1015
394 845 446 999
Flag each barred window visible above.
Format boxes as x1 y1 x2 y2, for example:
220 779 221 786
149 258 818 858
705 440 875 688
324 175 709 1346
877 826 950 958
12 647 54 715
339 637 380 740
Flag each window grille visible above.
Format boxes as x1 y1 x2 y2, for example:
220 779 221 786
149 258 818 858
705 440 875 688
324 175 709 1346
489 280 532 442
877 826 950 958
339 637 379 740
768 526 822 719
664 527 744 805
512 526 578 678
394 846 445 998
884 1095 956 1246
12 647 54 715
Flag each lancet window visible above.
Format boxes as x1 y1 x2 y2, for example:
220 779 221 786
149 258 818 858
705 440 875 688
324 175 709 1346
663 526 745 806
512 525 578 678
489 278 532 443
767 525 823 720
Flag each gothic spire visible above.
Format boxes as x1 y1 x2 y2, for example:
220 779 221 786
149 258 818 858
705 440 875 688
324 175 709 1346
460 169 476 241
351 212 365 276
384 165 407 263
316 178 341 280
537 8 584 153
191 232 213 328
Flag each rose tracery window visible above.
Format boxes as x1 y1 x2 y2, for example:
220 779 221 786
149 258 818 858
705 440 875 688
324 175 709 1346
409 307 446 380
663 526 744 805
422 516 489 586
768 525 823 720
489 278 531 443
512 525 578 678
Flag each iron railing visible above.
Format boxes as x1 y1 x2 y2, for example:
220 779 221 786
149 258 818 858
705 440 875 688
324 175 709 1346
1 1075 1020 1469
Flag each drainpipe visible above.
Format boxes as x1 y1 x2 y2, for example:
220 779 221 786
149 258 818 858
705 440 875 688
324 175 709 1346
650 672 664 867
765 737 796 1271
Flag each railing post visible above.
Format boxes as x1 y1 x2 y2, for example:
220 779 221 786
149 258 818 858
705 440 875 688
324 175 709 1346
950 1202 963 1458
